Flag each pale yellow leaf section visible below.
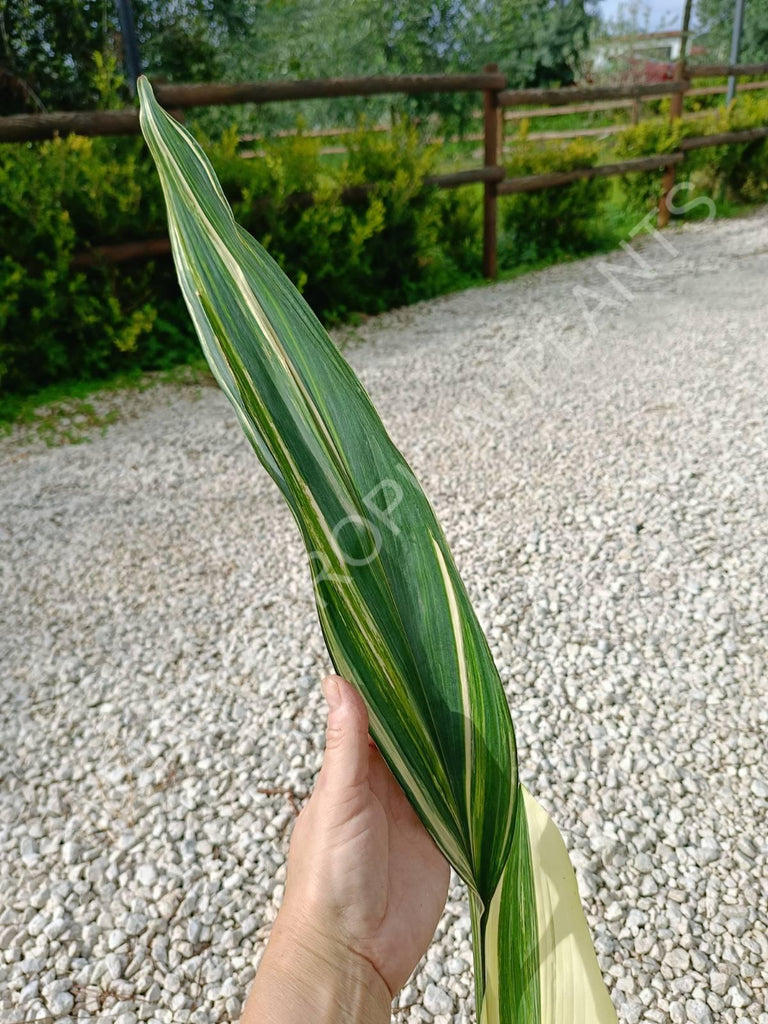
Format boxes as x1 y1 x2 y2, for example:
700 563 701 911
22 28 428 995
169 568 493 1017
478 894 501 1024
522 787 618 1024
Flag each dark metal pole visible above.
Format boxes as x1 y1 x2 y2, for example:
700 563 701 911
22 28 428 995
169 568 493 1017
726 0 746 105
115 0 142 97
670 0 694 119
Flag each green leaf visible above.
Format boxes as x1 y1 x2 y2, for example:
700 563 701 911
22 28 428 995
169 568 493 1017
137 76 617 1024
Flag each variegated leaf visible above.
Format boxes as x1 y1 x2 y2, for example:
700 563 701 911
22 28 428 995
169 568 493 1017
137 77 617 1024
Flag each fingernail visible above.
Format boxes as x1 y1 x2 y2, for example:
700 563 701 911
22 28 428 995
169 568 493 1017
322 676 341 710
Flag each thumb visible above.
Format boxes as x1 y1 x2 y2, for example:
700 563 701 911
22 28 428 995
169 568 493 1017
319 675 371 793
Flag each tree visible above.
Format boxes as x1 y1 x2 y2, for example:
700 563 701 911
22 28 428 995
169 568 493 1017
1 0 597 117
694 0 768 63
243 0 596 87
0 0 252 113
221 0 596 130
0 0 112 112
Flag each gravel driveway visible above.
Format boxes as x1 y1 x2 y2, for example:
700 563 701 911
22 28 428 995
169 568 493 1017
2 209 767 1024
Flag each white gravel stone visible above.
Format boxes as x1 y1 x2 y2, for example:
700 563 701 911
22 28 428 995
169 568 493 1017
20 837 38 866
693 839 722 867
61 840 80 866
711 972 730 996
105 953 123 981
136 864 158 887
424 983 454 1015
664 949 691 972
444 957 466 976
108 928 127 950
46 989 74 1015
2 211 768 1024
124 913 147 937
27 914 49 938
686 999 713 1023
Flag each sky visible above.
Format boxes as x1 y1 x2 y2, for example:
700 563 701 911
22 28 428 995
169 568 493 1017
596 0 689 32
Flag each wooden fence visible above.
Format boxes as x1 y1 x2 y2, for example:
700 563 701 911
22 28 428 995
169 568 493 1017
2 62 767 278
230 77 768 152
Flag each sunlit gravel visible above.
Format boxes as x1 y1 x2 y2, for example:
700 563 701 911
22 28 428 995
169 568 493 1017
2 209 767 1024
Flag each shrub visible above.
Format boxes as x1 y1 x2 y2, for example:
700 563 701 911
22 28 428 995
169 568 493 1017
614 94 768 213
499 135 610 264
3 93 766 399
692 95 768 205
0 135 170 394
0 121 483 396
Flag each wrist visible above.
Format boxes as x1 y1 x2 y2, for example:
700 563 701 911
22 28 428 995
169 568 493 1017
245 911 392 1024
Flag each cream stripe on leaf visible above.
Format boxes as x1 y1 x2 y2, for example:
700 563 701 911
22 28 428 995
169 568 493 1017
521 788 618 1023
138 78 617 1024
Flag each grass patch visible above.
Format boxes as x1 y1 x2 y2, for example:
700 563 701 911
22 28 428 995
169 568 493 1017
0 358 213 442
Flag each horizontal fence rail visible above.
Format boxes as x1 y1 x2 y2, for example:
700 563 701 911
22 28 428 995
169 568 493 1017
499 80 689 108
3 62 767 279
497 153 685 194
0 109 141 142
4 63 767 143
72 237 172 268
425 166 504 188
238 77 768 142
0 72 505 142
689 79 768 98
498 127 768 198
153 72 507 108
677 124 768 150
689 63 768 78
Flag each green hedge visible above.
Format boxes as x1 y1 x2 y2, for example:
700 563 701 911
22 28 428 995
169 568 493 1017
614 94 768 213
499 134 611 264
2 96 767 399
0 122 481 397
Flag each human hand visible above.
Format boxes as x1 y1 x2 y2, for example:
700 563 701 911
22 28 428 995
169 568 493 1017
242 675 450 1024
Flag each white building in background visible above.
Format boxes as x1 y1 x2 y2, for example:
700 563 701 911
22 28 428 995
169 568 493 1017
591 29 682 69
588 30 708 82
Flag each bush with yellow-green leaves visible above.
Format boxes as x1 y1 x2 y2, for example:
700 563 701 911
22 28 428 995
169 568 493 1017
0 123 480 397
614 94 768 212
499 133 611 264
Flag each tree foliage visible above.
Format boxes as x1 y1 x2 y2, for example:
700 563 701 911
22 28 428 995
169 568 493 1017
0 0 252 113
0 0 111 111
229 0 596 88
694 0 768 64
1 0 596 116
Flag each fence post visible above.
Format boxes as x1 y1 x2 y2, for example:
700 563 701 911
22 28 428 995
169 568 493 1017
483 64 502 278
658 70 688 228
659 16 692 228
